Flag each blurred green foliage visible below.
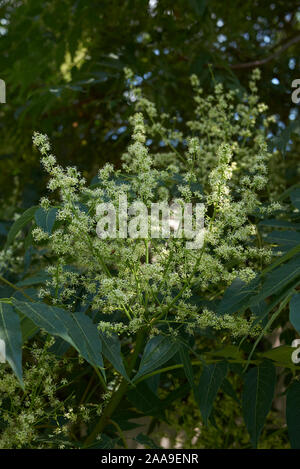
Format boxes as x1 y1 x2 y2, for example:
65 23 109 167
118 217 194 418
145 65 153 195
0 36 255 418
0 0 299 205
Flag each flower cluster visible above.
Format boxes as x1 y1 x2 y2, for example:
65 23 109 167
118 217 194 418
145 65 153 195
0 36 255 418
0 339 84 449
31 76 277 340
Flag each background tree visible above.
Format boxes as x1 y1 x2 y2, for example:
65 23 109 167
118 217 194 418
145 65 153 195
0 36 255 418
0 0 299 206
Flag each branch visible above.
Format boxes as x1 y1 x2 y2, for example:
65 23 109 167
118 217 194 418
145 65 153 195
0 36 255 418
228 34 300 70
83 329 146 447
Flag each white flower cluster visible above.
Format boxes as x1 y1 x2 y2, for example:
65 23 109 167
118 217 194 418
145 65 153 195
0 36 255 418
31 77 277 338
0 340 80 448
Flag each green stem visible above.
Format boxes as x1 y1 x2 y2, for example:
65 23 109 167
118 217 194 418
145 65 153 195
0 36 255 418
148 114 186 163
94 366 107 391
63 188 133 321
109 419 128 449
83 329 146 447
154 179 221 323
0 274 34 302
134 358 259 385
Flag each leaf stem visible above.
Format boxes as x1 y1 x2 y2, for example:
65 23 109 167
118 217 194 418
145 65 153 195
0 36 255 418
0 274 34 301
109 419 128 449
83 329 146 447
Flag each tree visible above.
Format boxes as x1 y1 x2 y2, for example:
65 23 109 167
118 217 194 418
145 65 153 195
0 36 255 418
0 0 299 203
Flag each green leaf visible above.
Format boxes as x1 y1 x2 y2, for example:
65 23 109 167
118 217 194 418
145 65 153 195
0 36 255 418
71 313 105 377
207 344 244 361
179 345 194 389
261 244 300 275
99 332 129 381
286 380 300 449
133 335 180 382
195 361 228 424
0 302 23 387
5 206 39 249
49 337 70 356
289 294 300 334
19 314 39 343
34 207 58 234
258 346 297 369
259 219 300 230
13 300 104 376
265 230 300 248
250 301 268 327
218 277 260 315
242 360 276 448
254 255 300 303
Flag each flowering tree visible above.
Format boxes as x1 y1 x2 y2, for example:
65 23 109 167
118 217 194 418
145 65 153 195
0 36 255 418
0 70 299 449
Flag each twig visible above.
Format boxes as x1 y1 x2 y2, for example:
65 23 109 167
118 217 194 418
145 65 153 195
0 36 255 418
228 34 300 70
0 274 34 302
